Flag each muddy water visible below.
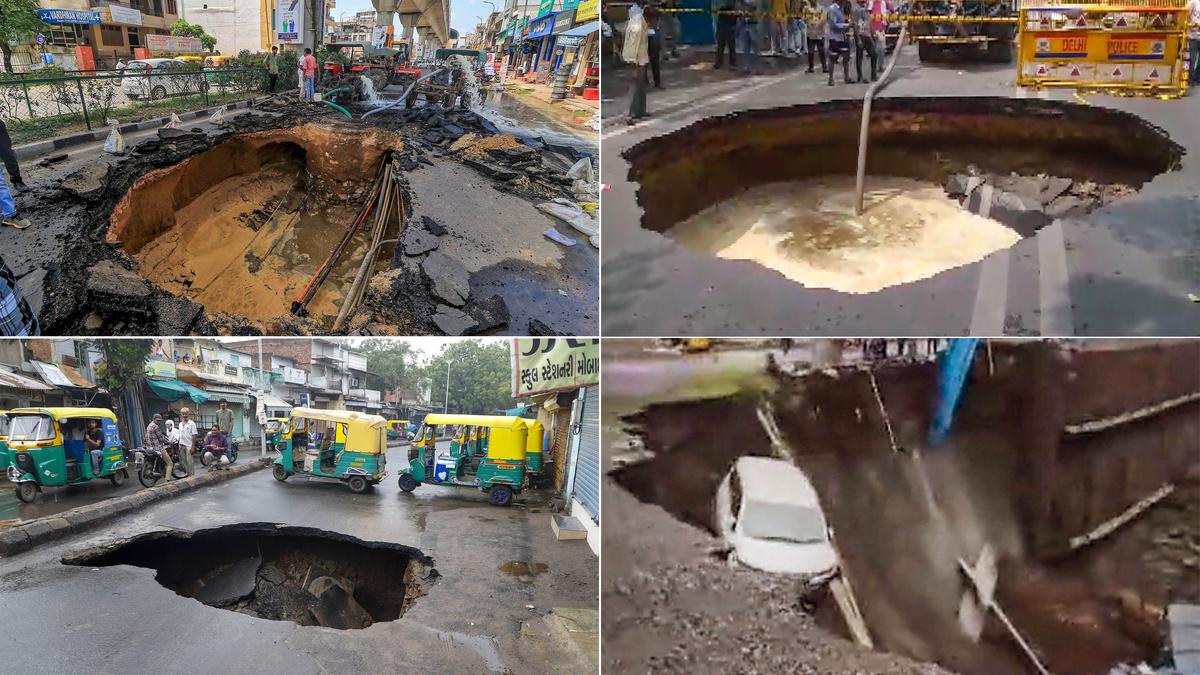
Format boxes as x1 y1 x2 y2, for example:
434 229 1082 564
135 160 376 327
665 176 1021 294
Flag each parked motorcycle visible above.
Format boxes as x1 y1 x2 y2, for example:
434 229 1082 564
135 443 189 488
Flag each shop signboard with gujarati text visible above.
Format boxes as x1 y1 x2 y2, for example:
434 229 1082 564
511 339 600 398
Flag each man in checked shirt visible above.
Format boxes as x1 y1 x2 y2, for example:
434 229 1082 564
0 255 37 336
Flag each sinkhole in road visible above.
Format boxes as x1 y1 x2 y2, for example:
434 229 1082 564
609 341 1200 675
624 97 1183 294
105 123 404 328
63 523 439 630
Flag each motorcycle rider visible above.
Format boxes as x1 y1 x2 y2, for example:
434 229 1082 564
144 413 173 481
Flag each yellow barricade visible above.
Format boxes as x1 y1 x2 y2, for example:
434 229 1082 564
1016 0 1189 96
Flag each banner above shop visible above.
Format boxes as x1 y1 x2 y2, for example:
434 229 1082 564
92 5 143 26
146 34 203 53
37 9 101 24
511 338 600 398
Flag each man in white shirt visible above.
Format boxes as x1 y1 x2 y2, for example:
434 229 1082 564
176 407 198 476
1188 0 1199 86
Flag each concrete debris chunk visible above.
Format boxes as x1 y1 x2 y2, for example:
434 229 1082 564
432 304 477 335
421 251 470 307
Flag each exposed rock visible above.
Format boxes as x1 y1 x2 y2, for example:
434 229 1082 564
157 127 190 140
62 162 111 201
463 158 519 181
432 304 477 335
154 296 203 334
403 228 440 256
84 312 104 331
988 189 1048 237
421 251 470 307
994 174 1046 204
1045 194 1090 219
86 260 154 300
945 173 981 199
1040 177 1073 204
421 216 447 236
463 294 510 334
528 318 563 336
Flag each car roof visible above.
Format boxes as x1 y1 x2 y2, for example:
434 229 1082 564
733 456 821 507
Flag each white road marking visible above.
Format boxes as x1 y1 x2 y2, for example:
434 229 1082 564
1037 219 1075 335
970 185 1010 335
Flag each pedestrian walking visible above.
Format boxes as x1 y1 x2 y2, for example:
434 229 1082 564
852 0 879 82
265 46 281 93
804 0 828 72
0 255 37 336
177 407 197 475
624 2 651 123
826 0 852 85
301 48 318 101
715 0 740 68
1188 0 1199 86
145 413 174 482
215 399 235 440
0 121 29 194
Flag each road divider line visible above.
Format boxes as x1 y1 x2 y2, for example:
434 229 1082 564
1038 219 1075 335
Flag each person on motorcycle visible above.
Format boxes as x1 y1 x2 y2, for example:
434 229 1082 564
145 413 174 482
203 423 230 471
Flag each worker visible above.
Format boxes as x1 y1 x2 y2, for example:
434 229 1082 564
265 46 281 93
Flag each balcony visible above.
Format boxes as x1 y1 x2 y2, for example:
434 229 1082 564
310 375 341 392
280 367 307 385
348 388 381 402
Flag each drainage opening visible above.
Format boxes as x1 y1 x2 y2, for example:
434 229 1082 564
625 97 1183 294
63 523 438 630
106 124 403 328
609 342 1199 674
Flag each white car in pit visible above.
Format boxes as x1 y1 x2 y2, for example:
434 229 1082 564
715 455 840 578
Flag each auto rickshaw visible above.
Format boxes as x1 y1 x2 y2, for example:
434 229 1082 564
5 408 129 503
525 419 545 474
398 413 528 506
271 408 387 494
386 420 410 441
0 411 9 475
264 417 290 453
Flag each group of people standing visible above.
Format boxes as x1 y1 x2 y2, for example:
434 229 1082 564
716 0 891 85
143 399 236 482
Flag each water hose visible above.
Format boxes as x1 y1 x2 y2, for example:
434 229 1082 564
321 99 353 119
361 68 447 118
854 22 910 215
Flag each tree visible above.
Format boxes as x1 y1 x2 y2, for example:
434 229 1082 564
359 339 417 395
0 0 44 74
170 18 217 52
423 341 515 415
91 339 154 447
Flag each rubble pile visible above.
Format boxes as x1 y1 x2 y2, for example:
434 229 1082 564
943 171 1137 237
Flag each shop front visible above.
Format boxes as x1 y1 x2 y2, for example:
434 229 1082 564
525 11 559 77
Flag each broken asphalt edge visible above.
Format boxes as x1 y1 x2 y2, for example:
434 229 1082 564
0 457 270 559
12 98 257 161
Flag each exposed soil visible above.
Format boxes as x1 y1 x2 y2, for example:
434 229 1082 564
63 523 439 630
604 340 1200 675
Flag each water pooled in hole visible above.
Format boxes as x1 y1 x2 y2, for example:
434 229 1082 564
63 523 438 630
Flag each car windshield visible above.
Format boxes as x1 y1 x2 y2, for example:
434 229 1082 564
9 415 56 442
739 499 828 545
0 416 8 436
127 61 152 71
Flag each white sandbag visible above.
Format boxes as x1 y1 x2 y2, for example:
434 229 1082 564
566 157 594 183
208 107 226 124
537 200 599 238
544 228 577 246
162 113 184 129
103 119 125 155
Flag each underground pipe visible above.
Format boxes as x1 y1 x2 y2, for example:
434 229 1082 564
854 22 910 216
362 69 447 118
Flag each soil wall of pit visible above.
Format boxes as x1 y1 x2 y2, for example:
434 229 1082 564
612 341 1200 675
624 98 1183 234
107 123 399 252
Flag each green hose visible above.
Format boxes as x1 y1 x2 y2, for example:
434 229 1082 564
322 99 353 120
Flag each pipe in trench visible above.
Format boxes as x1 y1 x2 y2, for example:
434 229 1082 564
854 22 910 216
361 68 448 118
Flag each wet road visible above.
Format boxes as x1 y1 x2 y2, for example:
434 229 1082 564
478 89 596 150
0 440 439 524
0 438 596 675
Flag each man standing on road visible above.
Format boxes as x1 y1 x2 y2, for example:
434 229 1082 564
215 399 234 441
0 255 38 335
177 407 197 476
1187 0 1199 86
265 46 281 93
715 0 740 69
805 0 828 72
0 121 30 195
826 0 851 85
623 2 651 123
145 413 173 482
0 167 31 230
301 48 318 101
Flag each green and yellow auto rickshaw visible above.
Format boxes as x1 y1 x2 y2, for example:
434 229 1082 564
264 417 289 453
525 419 545 474
386 420 410 441
5 407 129 503
398 413 528 506
271 408 387 494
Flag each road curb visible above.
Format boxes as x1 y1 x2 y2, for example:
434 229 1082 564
13 98 257 161
0 457 270 558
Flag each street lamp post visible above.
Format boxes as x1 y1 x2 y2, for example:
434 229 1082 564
443 359 453 414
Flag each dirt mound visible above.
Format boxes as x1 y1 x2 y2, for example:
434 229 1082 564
450 132 526 160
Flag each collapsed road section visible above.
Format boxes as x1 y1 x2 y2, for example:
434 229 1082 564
603 339 1200 675
11 82 598 336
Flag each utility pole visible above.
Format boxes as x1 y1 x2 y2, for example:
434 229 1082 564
443 359 453 413
258 337 267 457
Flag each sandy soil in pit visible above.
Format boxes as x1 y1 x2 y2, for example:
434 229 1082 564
665 176 1021 294
135 161 372 325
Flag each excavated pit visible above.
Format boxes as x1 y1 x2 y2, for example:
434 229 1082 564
63 523 438 630
106 124 403 329
625 98 1183 293
610 341 1200 675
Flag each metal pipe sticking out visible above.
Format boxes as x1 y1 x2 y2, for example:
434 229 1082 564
361 68 448 118
854 22 910 215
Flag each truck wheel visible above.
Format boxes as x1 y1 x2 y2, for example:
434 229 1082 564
110 470 126 487
488 485 513 507
151 85 167 100
272 464 289 482
15 482 36 503
348 475 368 494
917 41 938 63
398 473 418 492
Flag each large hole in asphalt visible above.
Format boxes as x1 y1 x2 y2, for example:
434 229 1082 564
625 98 1183 294
609 344 1200 675
105 124 402 328
63 523 438 630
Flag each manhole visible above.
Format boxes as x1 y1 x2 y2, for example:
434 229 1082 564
625 98 1183 293
63 523 438 630
105 123 403 327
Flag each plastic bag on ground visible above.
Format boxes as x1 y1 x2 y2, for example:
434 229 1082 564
537 199 598 238
208 107 226 124
544 228 577 246
162 113 184 129
103 119 125 155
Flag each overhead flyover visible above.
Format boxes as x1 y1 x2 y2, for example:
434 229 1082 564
374 0 450 50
